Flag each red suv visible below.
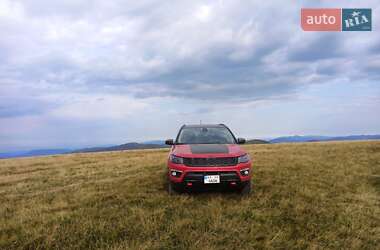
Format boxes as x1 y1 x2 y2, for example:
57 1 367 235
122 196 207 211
165 124 252 194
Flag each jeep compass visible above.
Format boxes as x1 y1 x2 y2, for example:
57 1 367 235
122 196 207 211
165 124 252 194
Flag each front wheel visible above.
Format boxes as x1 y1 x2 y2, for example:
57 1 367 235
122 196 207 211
168 181 181 195
240 181 251 195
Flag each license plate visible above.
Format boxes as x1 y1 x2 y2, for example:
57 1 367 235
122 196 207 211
204 175 220 184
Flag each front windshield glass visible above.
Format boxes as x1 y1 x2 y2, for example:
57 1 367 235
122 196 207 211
177 127 236 144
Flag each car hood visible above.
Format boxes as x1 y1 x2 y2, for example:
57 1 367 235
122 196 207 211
171 144 246 158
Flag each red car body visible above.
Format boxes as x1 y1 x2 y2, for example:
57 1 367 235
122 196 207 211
166 124 252 194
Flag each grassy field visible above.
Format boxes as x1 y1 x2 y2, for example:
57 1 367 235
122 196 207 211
0 141 379 249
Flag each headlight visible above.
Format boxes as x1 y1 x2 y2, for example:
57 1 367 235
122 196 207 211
169 154 184 164
238 154 250 163
170 169 183 177
240 168 250 176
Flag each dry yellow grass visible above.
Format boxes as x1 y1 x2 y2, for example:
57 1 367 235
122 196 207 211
0 141 379 249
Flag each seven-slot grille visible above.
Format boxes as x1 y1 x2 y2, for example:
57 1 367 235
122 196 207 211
183 157 238 167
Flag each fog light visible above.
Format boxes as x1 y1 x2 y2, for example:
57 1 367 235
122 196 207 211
240 168 250 176
170 169 182 178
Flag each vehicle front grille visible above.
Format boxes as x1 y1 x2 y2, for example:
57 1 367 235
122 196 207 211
183 157 238 167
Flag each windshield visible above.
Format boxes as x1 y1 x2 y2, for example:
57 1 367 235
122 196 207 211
176 127 236 144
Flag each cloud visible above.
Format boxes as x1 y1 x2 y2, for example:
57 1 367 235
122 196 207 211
0 0 379 150
0 97 51 118
0 1 295 101
1 0 377 104
287 34 344 62
49 93 149 120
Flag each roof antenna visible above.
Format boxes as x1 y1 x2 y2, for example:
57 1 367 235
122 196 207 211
200 120 202 125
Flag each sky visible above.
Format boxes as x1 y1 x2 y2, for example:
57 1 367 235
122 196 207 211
0 0 379 151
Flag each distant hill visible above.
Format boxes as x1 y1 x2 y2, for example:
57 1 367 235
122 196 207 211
325 135 380 142
72 142 169 153
141 140 166 145
0 143 169 159
2 134 380 159
269 135 380 143
269 135 331 143
246 139 269 144
0 149 72 159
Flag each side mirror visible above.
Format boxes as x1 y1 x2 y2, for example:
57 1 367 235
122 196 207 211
165 139 174 145
237 138 246 144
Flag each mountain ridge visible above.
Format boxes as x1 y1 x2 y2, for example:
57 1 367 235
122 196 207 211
1 134 379 159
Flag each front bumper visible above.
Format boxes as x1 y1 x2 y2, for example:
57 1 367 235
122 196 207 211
167 161 252 184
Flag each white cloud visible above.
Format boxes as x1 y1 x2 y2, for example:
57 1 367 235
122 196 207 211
49 94 149 120
195 4 213 22
0 0 379 150
0 0 24 19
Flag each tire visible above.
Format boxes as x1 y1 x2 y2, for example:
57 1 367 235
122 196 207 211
240 181 251 195
168 181 181 195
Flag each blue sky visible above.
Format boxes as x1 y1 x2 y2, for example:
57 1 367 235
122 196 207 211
0 0 379 151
